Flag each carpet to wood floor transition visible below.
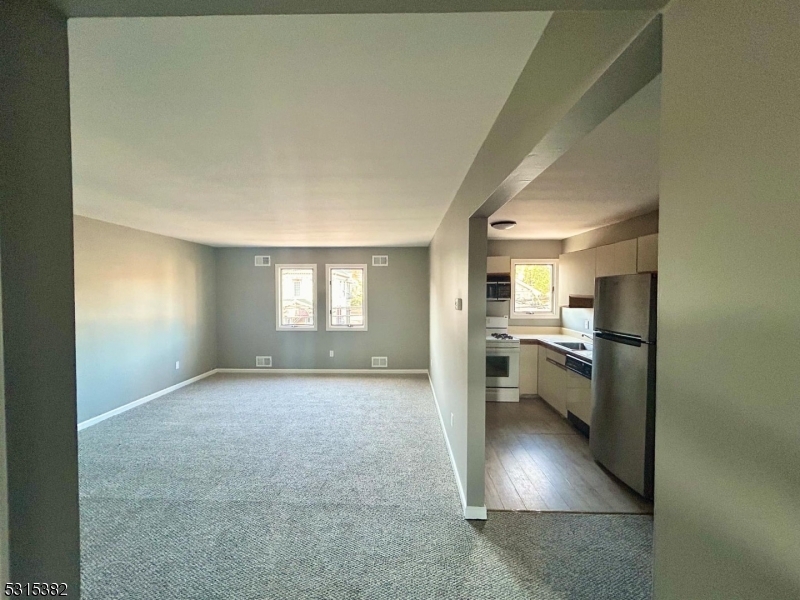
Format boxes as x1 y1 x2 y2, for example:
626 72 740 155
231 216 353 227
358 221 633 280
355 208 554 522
79 373 653 599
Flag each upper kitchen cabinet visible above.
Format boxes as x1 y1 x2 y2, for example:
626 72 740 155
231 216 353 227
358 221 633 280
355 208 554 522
487 256 511 275
596 239 638 277
637 233 658 272
558 247 596 307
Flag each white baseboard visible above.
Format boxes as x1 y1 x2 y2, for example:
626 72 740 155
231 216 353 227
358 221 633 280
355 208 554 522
77 369 217 431
216 368 428 375
427 373 487 521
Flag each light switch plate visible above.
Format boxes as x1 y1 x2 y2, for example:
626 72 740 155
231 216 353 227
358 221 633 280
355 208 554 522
454 298 463 311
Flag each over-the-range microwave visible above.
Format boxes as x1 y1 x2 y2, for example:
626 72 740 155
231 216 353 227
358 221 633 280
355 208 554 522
486 274 511 301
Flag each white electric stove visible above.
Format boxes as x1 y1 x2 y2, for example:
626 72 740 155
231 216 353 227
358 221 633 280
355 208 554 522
486 317 520 402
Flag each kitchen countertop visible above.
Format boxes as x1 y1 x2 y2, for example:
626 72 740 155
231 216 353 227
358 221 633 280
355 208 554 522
511 333 594 363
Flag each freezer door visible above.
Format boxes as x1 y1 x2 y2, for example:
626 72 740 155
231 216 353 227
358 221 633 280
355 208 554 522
594 273 656 341
590 335 655 498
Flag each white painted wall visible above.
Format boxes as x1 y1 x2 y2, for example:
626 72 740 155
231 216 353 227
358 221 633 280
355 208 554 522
655 1 800 597
429 12 656 516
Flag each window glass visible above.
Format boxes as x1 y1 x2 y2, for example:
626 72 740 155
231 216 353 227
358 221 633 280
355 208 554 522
513 262 555 316
327 266 367 330
277 266 316 329
486 356 510 378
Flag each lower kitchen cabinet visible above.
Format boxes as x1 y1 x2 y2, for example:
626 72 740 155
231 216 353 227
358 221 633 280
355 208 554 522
537 345 549 399
519 343 539 396
566 369 592 425
538 349 568 416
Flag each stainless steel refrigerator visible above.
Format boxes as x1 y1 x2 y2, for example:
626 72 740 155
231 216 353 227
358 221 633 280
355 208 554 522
590 273 657 499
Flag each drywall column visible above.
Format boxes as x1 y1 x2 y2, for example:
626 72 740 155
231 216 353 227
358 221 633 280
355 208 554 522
429 203 472 515
465 217 488 510
0 0 81 589
655 1 800 598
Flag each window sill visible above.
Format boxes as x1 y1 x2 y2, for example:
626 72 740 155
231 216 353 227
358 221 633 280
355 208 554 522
511 314 558 320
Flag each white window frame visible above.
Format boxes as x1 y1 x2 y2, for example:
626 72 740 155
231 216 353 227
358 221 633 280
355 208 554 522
275 264 317 331
510 259 558 319
326 264 368 332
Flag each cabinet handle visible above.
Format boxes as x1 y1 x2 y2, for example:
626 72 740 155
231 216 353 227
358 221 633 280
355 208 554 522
546 358 567 371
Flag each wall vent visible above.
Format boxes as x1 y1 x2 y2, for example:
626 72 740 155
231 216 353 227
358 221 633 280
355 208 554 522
256 356 272 368
372 255 389 267
254 256 271 267
371 356 388 368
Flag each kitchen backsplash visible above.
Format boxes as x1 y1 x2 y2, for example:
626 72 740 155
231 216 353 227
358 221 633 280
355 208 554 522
561 307 594 335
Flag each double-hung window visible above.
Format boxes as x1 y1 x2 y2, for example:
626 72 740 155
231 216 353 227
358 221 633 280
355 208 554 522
510 259 558 319
326 265 367 331
276 264 317 331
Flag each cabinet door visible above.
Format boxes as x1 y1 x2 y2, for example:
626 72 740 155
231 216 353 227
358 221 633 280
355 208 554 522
540 351 568 416
487 256 511 274
558 247 597 307
637 233 658 272
537 346 549 401
596 244 616 277
596 240 638 277
519 344 539 396
545 359 568 416
566 371 592 424
615 239 638 275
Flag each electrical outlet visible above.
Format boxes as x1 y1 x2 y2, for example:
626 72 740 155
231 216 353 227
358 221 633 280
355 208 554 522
450 412 454 427
329 350 334 357
175 361 180 370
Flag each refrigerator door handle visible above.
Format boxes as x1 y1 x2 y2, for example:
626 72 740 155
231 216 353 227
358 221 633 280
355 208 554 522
594 330 644 347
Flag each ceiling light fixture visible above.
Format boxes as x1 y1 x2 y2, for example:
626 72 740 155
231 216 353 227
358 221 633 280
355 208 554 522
490 220 517 230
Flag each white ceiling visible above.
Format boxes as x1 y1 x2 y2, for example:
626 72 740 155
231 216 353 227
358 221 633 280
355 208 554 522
68 13 551 247
488 74 661 241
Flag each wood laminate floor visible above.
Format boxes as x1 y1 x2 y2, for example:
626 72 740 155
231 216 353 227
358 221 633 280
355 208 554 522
485 396 653 514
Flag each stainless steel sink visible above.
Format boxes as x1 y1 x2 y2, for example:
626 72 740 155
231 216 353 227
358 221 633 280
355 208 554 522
554 341 591 351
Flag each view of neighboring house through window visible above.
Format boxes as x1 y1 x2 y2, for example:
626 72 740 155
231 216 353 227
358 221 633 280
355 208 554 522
276 264 317 330
327 265 367 331
511 259 557 318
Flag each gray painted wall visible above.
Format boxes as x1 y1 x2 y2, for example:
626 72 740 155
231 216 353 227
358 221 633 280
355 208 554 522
655 1 799 598
74 216 217 422
0 0 81 587
216 247 429 370
561 209 658 254
0 242 8 581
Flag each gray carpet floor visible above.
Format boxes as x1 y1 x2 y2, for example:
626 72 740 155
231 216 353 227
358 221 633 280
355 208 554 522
79 373 653 599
